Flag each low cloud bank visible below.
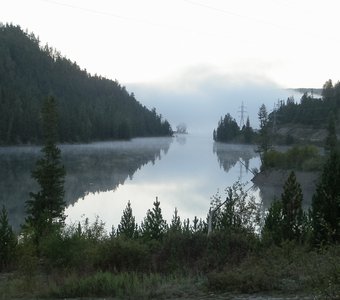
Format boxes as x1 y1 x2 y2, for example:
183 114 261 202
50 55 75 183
128 66 301 135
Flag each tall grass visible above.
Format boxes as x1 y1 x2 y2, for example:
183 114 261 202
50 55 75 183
50 271 202 299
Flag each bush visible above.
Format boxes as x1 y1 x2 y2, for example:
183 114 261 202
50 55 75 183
97 238 149 272
262 145 323 171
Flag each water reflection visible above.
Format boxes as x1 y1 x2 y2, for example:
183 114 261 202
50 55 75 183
252 170 318 210
0 137 172 230
1 135 268 232
65 135 261 231
213 142 257 177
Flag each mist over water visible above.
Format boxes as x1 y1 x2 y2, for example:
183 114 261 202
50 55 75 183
1 135 261 232
128 67 302 134
65 134 260 231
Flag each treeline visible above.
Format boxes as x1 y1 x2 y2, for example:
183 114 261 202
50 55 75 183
213 113 255 143
270 79 340 127
1 166 339 297
0 24 172 144
213 79 340 146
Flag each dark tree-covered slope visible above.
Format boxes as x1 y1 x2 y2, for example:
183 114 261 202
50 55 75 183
0 24 172 144
271 79 340 128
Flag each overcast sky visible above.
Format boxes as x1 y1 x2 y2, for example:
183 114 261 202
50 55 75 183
2 0 340 131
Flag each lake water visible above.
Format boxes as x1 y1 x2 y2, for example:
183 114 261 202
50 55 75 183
0 134 261 231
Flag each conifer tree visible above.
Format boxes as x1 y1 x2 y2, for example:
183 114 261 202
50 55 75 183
262 172 305 244
169 207 182 233
24 96 66 244
257 104 271 162
243 116 253 144
117 200 137 238
325 114 337 152
281 171 304 241
262 199 283 245
0 206 16 270
311 151 340 245
141 197 167 240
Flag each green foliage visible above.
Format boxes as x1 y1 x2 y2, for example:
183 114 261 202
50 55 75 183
325 114 338 152
207 244 340 295
213 114 255 144
0 206 16 270
311 150 340 245
280 171 305 242
0 24 172 145
262 145 323 171
213 114 240 142
1 189 340 298
242 116 254 144
211 182 260 234
24 96 66 245
261 199 283 246
51 272 198 299
262 172 307 245
117 201 138 239
141 197 167 240
98 238 149 272
257 104 271 157
169 207 182 233
271 79 340 128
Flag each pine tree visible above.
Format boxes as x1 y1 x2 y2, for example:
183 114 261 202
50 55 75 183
262 172 306 245
243 116 253 144
257 104 271 161
117 200 137 238
0 205 16 270
169 207 182 233
24 96 66 244
281 171 304 241
311 151 340 245
262 199 283 245
325 115 337 153
141 197 167 240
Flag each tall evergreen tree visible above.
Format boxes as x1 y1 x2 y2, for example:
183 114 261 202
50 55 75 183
262 199 283 245
257 104 271 161
141 197 167 240
311 151 340 245
24 96 66 244
262 172 305 244
280 171 304 241
243 116 253 144
325 114 337 152
169 207 182 233
117 200 137 238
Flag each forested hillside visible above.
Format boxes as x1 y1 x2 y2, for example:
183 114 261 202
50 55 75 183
271 80 340 127
0 24 172 144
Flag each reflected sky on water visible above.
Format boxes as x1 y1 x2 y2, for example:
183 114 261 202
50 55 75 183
0 134 260 231
65 134 260 230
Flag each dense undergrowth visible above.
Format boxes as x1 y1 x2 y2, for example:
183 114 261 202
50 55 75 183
1 192 339 299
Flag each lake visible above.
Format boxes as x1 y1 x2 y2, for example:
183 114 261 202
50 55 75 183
1 134 260 231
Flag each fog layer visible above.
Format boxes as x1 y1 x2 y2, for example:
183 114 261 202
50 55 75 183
129 66 301 134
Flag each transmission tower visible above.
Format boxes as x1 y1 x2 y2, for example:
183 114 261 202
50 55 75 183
238 101 247 128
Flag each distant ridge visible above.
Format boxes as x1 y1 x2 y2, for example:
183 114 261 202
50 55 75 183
0 24 172 144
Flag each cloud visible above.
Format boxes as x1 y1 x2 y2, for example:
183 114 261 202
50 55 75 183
128 65 301 134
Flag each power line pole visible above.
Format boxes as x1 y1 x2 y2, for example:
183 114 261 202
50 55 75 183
238 101 246 128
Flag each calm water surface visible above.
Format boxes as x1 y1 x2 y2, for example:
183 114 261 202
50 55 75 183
0 134 260 231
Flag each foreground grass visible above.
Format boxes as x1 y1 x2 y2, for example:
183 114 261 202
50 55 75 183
0 271 205 299
1 244 339 299
207 243 340 299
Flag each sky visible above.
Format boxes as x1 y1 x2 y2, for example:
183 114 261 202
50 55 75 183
2 0 340 131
